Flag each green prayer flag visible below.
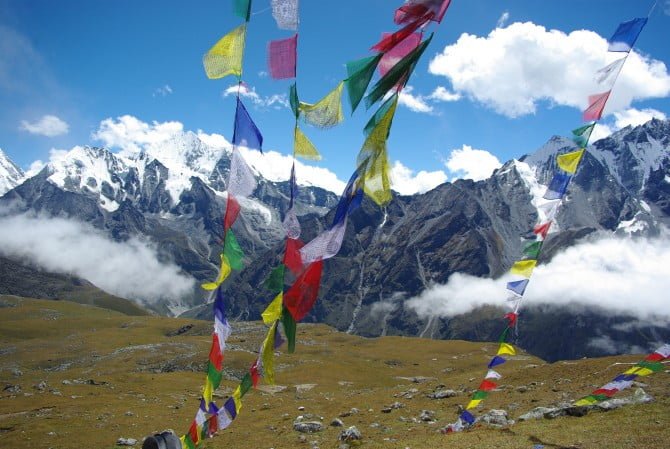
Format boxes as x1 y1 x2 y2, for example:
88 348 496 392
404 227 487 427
472 390 489 400
239 372 253 396
591 393 609 402
207 362 223 390
572 123 595 147
523 241 543 260
183 435 196 449
365 33 433 109
233 0 252 21
345 54 383 114
289 83 299 118
264 264 286 292
281 307 297 354
498 327 510 343
224 230 244 270
637 360 664 373
364 93 398 137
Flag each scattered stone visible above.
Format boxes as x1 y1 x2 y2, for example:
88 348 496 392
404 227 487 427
293 421 324 433
125 411 135 417
330 418 344 427
390 402 404 409
516 385 529 393
518 407 558 421
598 388 653 410
419 410 436 422
369 422 381 428
298 406 306 411
35 381 48 392
565 406 589 417
3 384 21 394
396 376 436 384
479 409 513 427
339 426 362 443
395 388 419 399
508 402 520 410
381 407 392 413
428 389 457 399
11 368 22 377
116 437 137 446
166 324 194 337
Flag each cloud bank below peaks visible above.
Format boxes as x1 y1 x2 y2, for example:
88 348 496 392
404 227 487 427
0 211 196 307
405 233 670 323
428 22 670 118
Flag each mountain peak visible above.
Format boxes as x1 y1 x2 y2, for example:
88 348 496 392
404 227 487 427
0 148 26 196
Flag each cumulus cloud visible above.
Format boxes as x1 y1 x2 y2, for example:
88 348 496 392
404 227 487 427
92 114 184 155
428 22 670 118
390 161 447 195
405 234 670 323
19 115 69 137
444 145 502 181
428 86 461 102
222 83 288 109
153 84 173 97
398 86 434 113
0 212 195 305
496 11 510 28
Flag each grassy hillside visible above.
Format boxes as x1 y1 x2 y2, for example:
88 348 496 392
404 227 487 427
0 296 667 449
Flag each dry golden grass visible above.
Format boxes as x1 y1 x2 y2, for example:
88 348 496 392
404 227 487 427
0 295 668 449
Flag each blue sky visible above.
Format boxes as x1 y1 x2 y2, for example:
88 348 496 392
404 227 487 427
1 0 669 193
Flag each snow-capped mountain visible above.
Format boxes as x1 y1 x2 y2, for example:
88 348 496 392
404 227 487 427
0 148 24 196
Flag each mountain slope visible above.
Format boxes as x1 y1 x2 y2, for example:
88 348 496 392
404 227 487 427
0 148 24 195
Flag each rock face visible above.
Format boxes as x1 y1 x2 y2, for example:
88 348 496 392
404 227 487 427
1 120 669 360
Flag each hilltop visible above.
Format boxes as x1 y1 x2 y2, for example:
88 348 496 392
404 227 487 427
0 296 667 449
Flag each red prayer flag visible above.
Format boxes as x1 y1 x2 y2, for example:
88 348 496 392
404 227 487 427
268 34 298 80
209 334 223 371
583 91 611 122
394 0 451 24
188 421 200 445
371 15 431 53
224 194 241 231
378 32 422 76
478 379 498 391
533 221 551 239
645 352 664 362
207 416 218 438
593 388 618 397
284 238 305 275
250 360 260 387
283 260 323 321
504 312 518 327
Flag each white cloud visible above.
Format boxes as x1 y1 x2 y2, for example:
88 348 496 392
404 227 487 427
405 234 670 323
92 115 184 155
153 84 173 97
390 161 447 195
428 86 461 102
398 86 434 113
496 11 510 28
222 83 288 109
19 115 69 137
586 108 667 142
0 212 195 305
428 22 670 118
25 159 46 177
445 145 502 181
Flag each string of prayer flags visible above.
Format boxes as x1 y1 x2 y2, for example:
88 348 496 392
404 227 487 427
557 149 585 174
203 24 247 79
543 171 572 200
583 91 611 122
365 33 433 109
595 57 626 84
371 15 431 53
283 260 323 321
572 123 595 147
607 18 648 52
233 0 252 21
294 126 321 160
299 82 345 129
268 34 298 79
378 32 422 76
345 54 383 114
233 98 264 151
394 0 451 25
228 147 257 198
574 343 669 407
271 0 299 31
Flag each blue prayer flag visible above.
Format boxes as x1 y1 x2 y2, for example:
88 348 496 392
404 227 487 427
506 279 529 296
233 98 263 152
332 170 363 227
460 410 476 425
224 397 237 419
214 287 227 322
543 172 572 200
608 18 647 52
488 355 506 368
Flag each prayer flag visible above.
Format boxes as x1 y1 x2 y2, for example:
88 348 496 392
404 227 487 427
595 57 626 84
284 238 304 275
289 83 300 118
262 293 283 325
479 379 497 391
378 33 422 76
224 194 241 231
283 207 302 239
572 123 595 147
654 343 670 358
281 307 297 353
608 18 647 52
497 343 516 356
283 260 323 321
510 260 536 278
485 369 502 380
233 0 252 21
299 221 347 264
224 397 238 420
538 200 560 222
574 396 599 407
203 24 247 79
294 126 321 160
364 93 398 137
233 98 263 151
299 82 345 129
372 17 430 54
533 221 552 239
488 355 506 368
264 265 286 293
260 322 277 384
506 279 529 296
202 254 232 290
466 399 482 410
504 312 518 327
522 240 542 259
345 54 383 113
543 172 572 200
395 0 451 24
224 230 244 270
268 34 297 79
271 0 299 31
332 170 364 227
557 149 585 174
460 410 476 425
583 91 611 122
228 147 257 198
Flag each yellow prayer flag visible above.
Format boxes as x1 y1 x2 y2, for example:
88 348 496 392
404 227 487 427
299 82 344 129
232 386 243 414
202 254 232 290
466 399 482 410
497 342 516 356
362 154 392 206
624 366 654 377
294 126 321 160
180 435 187 447
574 397 598 407
262 293 283 325
510 259 537 278
203 377 214 406
261 322 277 385
556 148 585 174
203 24 247 79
